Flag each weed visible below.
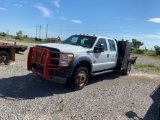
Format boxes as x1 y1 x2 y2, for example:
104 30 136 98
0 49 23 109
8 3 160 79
134 63 160 70
58 99 65 111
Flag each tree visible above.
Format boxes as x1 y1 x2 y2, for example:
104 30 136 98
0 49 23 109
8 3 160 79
16 30 23 40
154 45 160 56
0 32 6 37
23 35 28 38
2 32 6 37
132 39 144 49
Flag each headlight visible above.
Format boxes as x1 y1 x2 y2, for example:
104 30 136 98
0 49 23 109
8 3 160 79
59 54 73 66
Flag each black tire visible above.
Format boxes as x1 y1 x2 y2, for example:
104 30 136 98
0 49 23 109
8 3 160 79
0 51 10 65
68 67 89 91
158 97 160 120
122 62 131 75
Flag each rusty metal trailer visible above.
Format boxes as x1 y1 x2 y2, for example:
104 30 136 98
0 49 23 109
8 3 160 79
0 42 28 64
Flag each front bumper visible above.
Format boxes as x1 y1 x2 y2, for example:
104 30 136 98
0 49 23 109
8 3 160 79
49 76 67 84
51 67 74 78
27 46 74 79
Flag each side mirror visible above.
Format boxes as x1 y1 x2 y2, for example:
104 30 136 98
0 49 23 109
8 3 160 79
94 46 99 52
99 44 104 52
94 44 104 52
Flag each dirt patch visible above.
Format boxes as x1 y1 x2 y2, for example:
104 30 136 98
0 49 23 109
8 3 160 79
130 72 160 80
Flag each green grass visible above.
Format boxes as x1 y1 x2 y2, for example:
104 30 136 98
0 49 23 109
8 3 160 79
144 55 160 61
132 54 160 61
134 63 160 70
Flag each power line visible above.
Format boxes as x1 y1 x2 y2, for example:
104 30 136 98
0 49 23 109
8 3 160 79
46 24 48 39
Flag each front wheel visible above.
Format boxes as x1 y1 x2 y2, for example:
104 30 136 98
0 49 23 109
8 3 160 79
122 62 131 75
68 67 89 91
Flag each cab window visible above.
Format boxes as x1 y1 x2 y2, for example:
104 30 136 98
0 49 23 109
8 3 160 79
70 36 78 44
108 39 116 51
95 38 108 51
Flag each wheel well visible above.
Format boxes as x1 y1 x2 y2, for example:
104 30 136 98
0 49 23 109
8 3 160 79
74 61 92 75
0 49 10 56
0 49 9 52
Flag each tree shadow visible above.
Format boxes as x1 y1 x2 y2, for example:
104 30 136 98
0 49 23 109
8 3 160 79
0 72 121 100
125 85 160 120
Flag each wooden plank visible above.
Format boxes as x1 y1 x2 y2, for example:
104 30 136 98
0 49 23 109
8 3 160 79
9 48 15 61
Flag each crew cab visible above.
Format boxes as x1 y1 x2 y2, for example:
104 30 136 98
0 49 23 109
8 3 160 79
27 34 136 90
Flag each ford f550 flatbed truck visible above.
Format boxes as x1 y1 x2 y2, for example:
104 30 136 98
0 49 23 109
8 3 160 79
27 34 137 90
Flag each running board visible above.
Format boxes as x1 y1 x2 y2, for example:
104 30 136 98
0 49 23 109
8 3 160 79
91 70 114 76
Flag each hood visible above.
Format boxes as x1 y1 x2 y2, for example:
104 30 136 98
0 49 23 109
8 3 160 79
37 43 90 53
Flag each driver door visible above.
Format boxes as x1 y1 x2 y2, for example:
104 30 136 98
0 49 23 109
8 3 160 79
92 38 112 72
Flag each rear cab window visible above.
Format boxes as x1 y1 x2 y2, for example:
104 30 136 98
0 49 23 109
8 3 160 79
108 39 116 51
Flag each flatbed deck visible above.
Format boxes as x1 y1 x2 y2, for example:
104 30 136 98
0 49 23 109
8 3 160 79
0 42 27 52
0 42 28 64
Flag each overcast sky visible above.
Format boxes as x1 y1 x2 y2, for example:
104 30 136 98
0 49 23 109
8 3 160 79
0 0 160 49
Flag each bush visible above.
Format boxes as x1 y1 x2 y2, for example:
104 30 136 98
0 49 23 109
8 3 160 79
23 35 28 38
0 32 6 37
154 46 160 56
15 36 23 40
16 31 23 40
143 50 156 56
45 37 61 43
131 48 144 54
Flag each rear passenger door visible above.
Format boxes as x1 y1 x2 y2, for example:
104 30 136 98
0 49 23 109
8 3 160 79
108 39 118 68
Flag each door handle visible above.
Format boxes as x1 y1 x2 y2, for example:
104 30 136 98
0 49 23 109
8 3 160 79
107 54 109 58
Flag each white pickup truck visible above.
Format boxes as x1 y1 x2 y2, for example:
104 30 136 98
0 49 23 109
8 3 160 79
27 34 136 90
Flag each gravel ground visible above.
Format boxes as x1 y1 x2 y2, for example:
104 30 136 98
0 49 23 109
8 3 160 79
0 41 160 120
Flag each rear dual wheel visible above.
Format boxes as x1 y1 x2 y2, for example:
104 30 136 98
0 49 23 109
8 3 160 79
122 62 131 75
0 51 10 65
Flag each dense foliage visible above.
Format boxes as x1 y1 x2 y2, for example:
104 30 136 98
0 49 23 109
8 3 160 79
154 45 160 56
132 39 144 49
130 38 160 56
15 30 23 40
0 32 6 37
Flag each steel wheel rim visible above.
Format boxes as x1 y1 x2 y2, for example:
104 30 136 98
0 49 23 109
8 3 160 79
0 54 6 63
76 71 87 87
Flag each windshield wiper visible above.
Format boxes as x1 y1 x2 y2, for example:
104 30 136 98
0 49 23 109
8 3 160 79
82 45 90 48
70 43 77 45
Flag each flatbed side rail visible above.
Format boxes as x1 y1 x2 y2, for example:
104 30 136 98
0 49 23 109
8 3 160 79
27 47 74 79
0 42 28 52
129 56 137 64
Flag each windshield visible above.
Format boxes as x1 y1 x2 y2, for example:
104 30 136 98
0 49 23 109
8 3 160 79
62 35 97 48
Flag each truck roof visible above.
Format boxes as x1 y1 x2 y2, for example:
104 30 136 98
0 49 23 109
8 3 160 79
75 34 115 41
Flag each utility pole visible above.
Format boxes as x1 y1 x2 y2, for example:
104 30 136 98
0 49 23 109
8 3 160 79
46 24 48 39
36 24 41 39
6 30 9 35
39 25 41 39
36 25 37 38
